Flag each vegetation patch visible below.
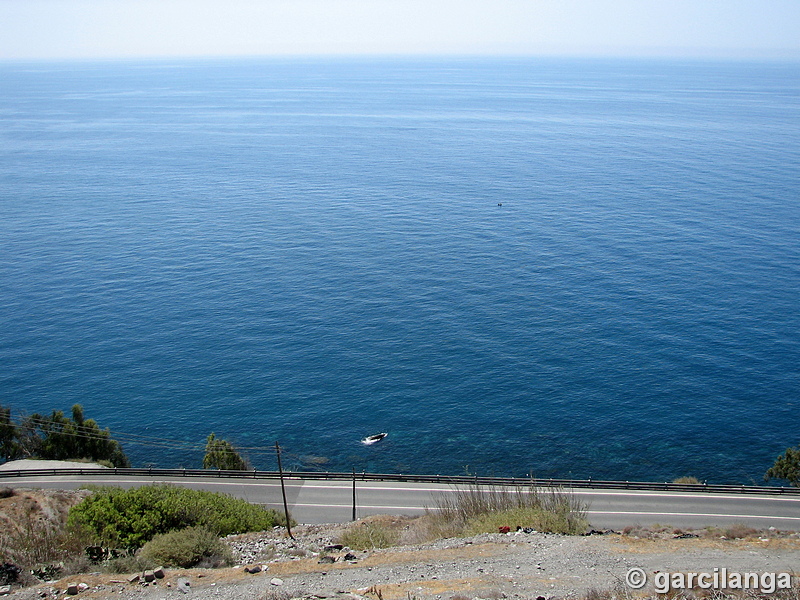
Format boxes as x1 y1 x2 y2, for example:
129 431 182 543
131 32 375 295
67 484 285 549
139 525 234 568
338 521 401 550
425 484 588 537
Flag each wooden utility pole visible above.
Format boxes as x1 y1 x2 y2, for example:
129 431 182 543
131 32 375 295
352 468 357 521
275 441 294 539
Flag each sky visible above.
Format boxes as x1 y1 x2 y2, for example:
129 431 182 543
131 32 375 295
0 0 798 61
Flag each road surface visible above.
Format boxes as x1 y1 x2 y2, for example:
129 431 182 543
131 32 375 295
3 471 799 530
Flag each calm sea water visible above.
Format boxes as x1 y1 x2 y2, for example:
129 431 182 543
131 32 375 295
1 57 798 484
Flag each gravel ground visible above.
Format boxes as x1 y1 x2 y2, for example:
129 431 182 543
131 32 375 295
4 524 800 600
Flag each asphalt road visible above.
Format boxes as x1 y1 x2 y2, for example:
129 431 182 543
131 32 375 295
3 472 800 531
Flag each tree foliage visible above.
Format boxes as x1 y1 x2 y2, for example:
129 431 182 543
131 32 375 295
9 404 129 467
202 433 248 470
0 405 21 461
765 445 800 487
68 484 283 549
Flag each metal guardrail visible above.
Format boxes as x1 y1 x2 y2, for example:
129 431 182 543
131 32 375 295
1 467 798 496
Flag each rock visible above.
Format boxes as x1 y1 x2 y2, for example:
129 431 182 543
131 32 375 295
244 565 262 574
77 583 89 592
66 583 79 595
143 570 155 582
153 567 166 579
344 552 358 561
270 578 284 586
0 563 21 585
0 585 10 596
127 574 140 583
324 544 344 551
177 578 191 593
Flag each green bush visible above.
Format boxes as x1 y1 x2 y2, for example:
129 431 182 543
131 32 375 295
68 484 284 549
203 433 249 470
139 526 234 568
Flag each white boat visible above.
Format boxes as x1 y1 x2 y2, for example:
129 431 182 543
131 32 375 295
361 432 387 445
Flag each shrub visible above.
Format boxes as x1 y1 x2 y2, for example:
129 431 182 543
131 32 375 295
673 476 701 484
425 484 588 537
68 484 284 549
139 526 234 568
464 505 587 536
203 433 249 470
724 523 758 539
0 487 14 499
101 552 156 574
338 522 400 550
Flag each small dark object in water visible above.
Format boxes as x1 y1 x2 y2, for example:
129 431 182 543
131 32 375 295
361 432 387 445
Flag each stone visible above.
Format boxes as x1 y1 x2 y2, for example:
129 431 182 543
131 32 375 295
177 578 191 593
66 583 79 595
0 586 10 596
153 567 166 579
244 565 262 574
143 570 155 582
343 553 358 561
324 544 344 551
270 578 284 586
77 583 89 591
127 574 140 583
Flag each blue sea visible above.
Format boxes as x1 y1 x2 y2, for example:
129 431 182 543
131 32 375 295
1 57 798 484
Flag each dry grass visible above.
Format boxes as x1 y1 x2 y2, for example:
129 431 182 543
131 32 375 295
673 476 702 484
0 489 94 583
424 484 588 538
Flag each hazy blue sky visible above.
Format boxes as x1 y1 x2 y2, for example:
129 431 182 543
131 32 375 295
1 0 798 60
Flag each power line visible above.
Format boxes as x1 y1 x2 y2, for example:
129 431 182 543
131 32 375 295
6 414 284 458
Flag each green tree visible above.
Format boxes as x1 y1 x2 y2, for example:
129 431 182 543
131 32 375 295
202 433 248 470
17 404 129 467
0 405 21 461
765 445 800 487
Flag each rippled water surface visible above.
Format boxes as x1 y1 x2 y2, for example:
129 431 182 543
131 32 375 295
1 58 799 483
